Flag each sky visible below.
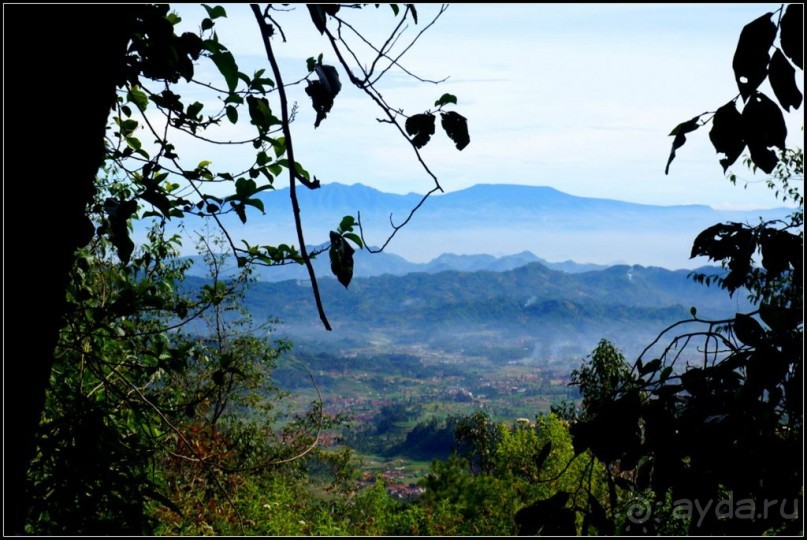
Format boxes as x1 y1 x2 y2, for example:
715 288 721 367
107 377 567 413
164 3 804 212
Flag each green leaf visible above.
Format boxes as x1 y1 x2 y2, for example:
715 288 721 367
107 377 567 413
104 198 138 264
125 137 142 151
247 95 279 131
235 177 257 197
338 215 356 233
121 119 139 136
434 93 457 107
186 101 203 119
225 105 238 124
127 86 149 112
210 49 239 93
343 232 363 249
245 198 265 213
224 93 243 105
271 137 286 157
202 4 227 19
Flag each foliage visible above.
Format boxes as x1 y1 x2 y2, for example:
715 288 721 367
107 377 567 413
416 412 607 536
102 3 470 330
24 177 334 534
570 339 633 414
567 5 804 534
665 4 802 175
25 212 192 534
19 3 474 534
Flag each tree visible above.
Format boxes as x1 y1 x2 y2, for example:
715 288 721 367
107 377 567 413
568 5 803 534
4 4 469 533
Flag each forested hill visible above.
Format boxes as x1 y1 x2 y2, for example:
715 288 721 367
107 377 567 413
182 261 750 361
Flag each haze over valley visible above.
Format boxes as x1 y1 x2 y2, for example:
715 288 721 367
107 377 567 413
146 182 793 270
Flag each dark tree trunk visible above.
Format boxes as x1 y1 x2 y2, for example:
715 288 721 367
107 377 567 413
3 5 138 533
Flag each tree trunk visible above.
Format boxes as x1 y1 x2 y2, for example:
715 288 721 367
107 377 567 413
3 5 138 533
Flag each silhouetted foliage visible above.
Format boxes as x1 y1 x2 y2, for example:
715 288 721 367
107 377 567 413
666 4 802 175
567 4 803 534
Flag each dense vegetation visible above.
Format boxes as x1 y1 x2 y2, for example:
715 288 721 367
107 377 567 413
5 3 802 536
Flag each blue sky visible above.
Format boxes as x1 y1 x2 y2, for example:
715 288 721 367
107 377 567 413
166 3 803 211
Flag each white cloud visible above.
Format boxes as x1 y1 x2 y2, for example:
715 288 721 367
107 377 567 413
155 3 801 211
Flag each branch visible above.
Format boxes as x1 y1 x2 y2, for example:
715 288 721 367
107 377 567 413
251 3 332 331
358 185 441 253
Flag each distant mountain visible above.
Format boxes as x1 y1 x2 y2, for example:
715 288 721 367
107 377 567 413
139 182 793 270
181 249 607 282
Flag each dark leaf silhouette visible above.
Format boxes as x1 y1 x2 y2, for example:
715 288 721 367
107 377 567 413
246 95 278 131
586 494 614 535
315 64 341 98
639 358 662 376
533 441 552 472
709 101 745 172
307 4 340 35
305 80 334 128
665 115 702 175
440 111 470 150
515 492 576 536
209 48 239 93
732 12 776 101
742 91 787 174
231 201 247 224
780 4 804 69
733 313 766 347
434 93 457 107
407 4 418 24
405 113 436 148
103 198 138 264
760 228 798 278
769 49 803 112
329 231 355 288
305 65 341 128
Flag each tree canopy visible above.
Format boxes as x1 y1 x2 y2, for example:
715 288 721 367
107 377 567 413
4 4 469 533
2 3 802 536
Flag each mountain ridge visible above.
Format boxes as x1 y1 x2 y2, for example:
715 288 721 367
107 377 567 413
139 182 793 270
